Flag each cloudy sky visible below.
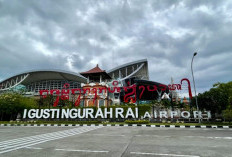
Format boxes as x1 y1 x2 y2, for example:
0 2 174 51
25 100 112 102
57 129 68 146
0 0 232 94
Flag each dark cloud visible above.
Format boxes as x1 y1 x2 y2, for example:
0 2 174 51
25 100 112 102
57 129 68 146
0 0 232 94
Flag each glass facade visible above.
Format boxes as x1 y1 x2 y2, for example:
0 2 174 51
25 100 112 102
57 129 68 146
25 80 81 93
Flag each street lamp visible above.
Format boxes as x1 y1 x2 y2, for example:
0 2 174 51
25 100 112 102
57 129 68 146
191 52 200 123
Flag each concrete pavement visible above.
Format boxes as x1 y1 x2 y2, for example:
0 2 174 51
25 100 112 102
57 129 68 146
0 126 232 157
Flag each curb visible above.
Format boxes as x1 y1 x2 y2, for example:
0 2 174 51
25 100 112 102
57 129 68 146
0 124 231 129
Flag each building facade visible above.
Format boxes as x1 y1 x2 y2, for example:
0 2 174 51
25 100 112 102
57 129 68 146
0 59 169 106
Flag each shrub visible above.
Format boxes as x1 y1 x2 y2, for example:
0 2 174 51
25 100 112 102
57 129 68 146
125 120 150 124
0 92 37 121
222 108 232 120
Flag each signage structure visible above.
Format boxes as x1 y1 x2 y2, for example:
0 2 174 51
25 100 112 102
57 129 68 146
23 108 211 119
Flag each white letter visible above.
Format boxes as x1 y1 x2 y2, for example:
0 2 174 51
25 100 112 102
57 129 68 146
56 109 60 118
95 108 104 118
86 108 94 118
193 111 202 118
115 108 124 118
28 109 36 119
135 107 138 118
50 109 60 118
104 108 113 118
78 109 85 118
206 111 211 119
181 111 190 118
125 108 135 118
171 111 178 118
160 111 168 118
50 109 56 118
69 109 78 118
153 111 157 118
35 109 43 119
23 109 27 118
43 109 50 119
143 112 151 118
61 109 70 118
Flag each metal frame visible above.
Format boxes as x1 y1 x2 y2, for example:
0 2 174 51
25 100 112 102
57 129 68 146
107 59 149 81
0 74 29 91
120 63 145 81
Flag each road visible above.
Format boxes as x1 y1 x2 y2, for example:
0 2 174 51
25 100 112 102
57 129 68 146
0 126 232 157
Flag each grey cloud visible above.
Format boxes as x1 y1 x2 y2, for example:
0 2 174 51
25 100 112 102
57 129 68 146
0 0 232 94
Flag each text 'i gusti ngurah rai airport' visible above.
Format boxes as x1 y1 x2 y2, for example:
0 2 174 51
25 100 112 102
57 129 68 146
23 108 211 119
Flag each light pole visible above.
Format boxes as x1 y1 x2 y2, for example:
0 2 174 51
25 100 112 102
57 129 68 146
191 52 200 123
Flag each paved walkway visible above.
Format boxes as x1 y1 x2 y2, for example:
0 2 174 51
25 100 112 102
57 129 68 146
0 126 231 157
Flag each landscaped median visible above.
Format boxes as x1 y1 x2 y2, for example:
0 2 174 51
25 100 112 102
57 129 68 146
0 121 231 129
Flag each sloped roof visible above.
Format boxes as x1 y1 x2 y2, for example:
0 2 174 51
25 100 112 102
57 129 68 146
0 69 87 84
0 69 87 90
80 64 105 74
106 59 147 73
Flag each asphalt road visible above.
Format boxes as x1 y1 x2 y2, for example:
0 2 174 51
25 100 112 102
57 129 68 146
0 126 232 157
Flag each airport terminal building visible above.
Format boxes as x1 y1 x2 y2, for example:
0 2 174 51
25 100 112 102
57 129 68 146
0 59 169 106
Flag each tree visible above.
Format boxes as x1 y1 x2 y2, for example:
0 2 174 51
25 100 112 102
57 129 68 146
0 92 37 121
192 81 232 115
161 99 171 108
